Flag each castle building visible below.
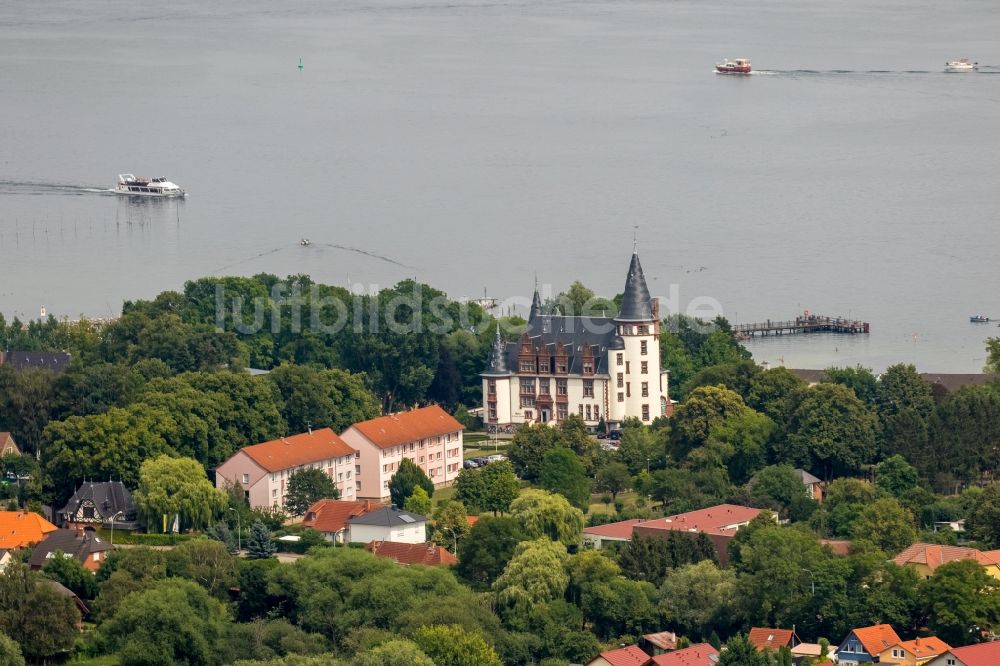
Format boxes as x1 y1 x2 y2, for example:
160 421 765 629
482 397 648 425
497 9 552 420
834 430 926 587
482 251 669 429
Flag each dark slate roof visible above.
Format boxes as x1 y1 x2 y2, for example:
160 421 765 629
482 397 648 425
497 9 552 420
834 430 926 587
28 528 111 568
919 373 994 393
58 481 136 522
347 506 426 527
503 314 617 376
0 351 72 373
529 289 542 322
616 253 653 322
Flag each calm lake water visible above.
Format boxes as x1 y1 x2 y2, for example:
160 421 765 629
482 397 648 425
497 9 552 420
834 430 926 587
2 0 999 372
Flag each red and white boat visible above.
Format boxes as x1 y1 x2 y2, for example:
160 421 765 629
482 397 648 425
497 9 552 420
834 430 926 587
716 58 752 74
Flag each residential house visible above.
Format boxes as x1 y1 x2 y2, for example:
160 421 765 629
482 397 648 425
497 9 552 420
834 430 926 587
214 428 358 510
346 506 427 544
0 350 72 373
791 644 829 662
0 433 20 457
748 627 801 652
39 580 88 628
57 481 137 528
28 527 112 572
794 468 824 501
837 624 903 666
650 643 719 666
341 405 464 501
926 642 1000 666
585 504 766 565
878 637 951 665
641 631 679 655
586 645 650 666
301 499 382 543
364 540 458 566
893 543 1000 580
0 550 13 572
0 511 58 549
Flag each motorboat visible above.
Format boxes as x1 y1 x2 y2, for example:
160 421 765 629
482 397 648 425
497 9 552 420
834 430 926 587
300 238 311 246
970 315 990 323
716 58 752 74
945 59 977 72
115 174 185 197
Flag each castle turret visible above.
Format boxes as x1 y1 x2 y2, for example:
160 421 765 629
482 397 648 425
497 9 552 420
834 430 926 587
482 324 512 425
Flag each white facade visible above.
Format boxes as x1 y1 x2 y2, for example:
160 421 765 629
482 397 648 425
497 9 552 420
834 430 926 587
348 520 427 545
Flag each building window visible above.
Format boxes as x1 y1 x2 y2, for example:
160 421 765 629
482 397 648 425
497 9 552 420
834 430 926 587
583 379 594 397
383 464 388 473
520 395 536 408
586 405 592 420
488 403 497 419
523 410 533 419
355 464 361 474
241 473 249 484
538 378 550 394
556 379 567 395
557 404 567 419
578 404 584 416
583 362 593 374
594 405 600 419
638 325 649 335
616 353 623 366
82 506 95 519
520 378 535 394
617 373 624 388
556 361 567 373
618 392 624 403
642 404 650 421
537 358 549 373
519 361 534 372
272 489 278 498
641 361 648 374
642 382 649 397
487 379 496 394
626 382 631 397
641 340 648 355
626 361 630 373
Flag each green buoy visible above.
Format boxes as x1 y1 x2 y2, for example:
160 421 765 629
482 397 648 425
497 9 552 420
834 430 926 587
298 57 304 70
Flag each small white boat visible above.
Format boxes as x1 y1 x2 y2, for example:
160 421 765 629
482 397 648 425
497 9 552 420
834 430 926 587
716 58 752 74
115 174 185 197
300 238 311 246
945 59 977 72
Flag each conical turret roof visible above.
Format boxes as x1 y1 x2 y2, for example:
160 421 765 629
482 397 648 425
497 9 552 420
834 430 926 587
483 324 511 376
529 288 542 322
616 252 653 322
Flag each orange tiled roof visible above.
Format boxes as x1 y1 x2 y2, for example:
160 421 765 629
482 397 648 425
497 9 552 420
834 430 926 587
650 643 719 666
364 541 458 566
946 642 1000 666
642 631 678 651
852 624 902 656
349 405 464 449
466 515 479 526
896 636 950 659
589 505 762 542
0 511 58 549
302 499 381 534
748 627 798 651
591 645 650 666
584 518 646 540
241 428 356 473
894 543 1000 572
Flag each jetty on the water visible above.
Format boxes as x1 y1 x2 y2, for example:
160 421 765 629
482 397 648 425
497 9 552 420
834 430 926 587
733 313 870 339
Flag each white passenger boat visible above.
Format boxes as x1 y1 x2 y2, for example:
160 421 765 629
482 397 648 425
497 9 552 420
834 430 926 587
945 59 977 72
115 174 185 197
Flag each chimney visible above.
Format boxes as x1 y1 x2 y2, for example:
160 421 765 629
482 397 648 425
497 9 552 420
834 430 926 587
307 424 313 435
75 525 85 538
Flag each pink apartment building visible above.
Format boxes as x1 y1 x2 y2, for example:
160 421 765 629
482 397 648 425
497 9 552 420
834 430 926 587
215 428 358 510
340 405 464 501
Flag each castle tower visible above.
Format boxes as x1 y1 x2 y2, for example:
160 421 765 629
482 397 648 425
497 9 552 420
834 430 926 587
482 324 512 425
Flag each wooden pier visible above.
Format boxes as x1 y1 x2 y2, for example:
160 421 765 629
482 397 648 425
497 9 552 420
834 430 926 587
733 313 870 338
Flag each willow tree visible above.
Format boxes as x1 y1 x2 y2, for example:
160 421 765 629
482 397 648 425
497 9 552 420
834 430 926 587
134 455 228 532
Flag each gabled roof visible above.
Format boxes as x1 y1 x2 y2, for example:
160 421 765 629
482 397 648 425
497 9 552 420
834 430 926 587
894 543 1000 571
945 642 1000 666
347 506 426 527
28 528 111 568
638 504 763 536
348 406 463 450
794 468 822 485
895 636 950 659
590 645 650 666
0 432 19 455
650 643 719 666
58 481 135 522
642 631 678 651
617 252 653 322
849 624 902 656
364 540 458 566
0 511 58 549
240 428 356 473
0 351 72 373
584 519 646 540
302 499 381 534
748 627 799 651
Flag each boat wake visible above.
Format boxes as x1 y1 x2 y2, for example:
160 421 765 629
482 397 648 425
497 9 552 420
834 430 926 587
752 68 1000 77
213 241 418 274
0 180 114 196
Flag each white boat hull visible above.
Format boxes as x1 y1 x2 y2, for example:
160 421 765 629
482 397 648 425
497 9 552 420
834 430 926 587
115 186 185 197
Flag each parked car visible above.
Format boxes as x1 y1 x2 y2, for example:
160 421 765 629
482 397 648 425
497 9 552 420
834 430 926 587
463 460 480 469
609 429 623 441
473 457 489 466
596 432 608 439
487 454 506 463
601 442 619 452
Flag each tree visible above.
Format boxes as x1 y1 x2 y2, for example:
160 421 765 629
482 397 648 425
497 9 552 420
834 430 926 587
708 411 776 485
748 465 815 521
617 424 661 475
809 478 878 538
42 552 98 599
618 534 672 586
0 564 79 662
0 367 56 456
455 461 519 515
874 454 921 497
431 500 471 551
412 625 503 666
285 468 340 516
98 578 230 665
205 521 239 554
781 384 878 479
509 490 584 546
852 498 916 555
594 462 631 500
876 363 935 420
669 385 750 460
824 365 877 404
920 559 1000 646
747 367 806 420
266 364 381 434
388 458 434 508
134 455 228 531
456 517 525 590
494 539 569 610
354 639 435 666
404 486 432 516
717 633 765 666
966 485 1000 547
930 386 1000 484
166 539 239 599
537 447 592 510
0 632 23 666
508 424 564 481
246 520 277 560
658 560 737 640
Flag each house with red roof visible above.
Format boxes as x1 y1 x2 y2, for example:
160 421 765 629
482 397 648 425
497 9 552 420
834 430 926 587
837 624 903 666
364 540 458 566
340 405 464 501
649 643 718 666
748 627 801 652
877 636 950 665
894 543 1000 580
215 428 359 510
586 644 650 666
927 642 1000 666
641 630 679 655
0 511 58 550
302 499 381 543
